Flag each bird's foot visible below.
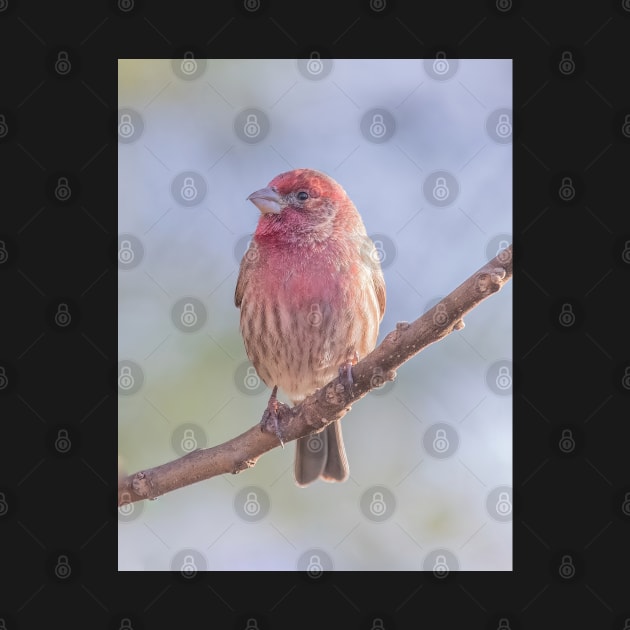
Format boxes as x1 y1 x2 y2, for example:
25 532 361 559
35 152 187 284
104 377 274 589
260 386 287 447
338 351 359 392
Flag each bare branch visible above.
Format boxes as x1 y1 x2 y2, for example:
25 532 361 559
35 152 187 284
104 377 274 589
118 245 512 505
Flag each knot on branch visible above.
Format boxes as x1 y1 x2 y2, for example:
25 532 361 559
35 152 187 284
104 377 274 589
386 321 410 343
325 381 347 405
433 303 450 327
475 269 506 295
496 247 512 265
369 366 397 389
132 471 152 499
234 458 256 474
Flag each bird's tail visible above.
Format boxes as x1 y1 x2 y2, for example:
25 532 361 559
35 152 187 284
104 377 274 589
294 421 349 486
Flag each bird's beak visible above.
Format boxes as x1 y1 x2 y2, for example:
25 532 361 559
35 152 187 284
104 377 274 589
247 187 282 214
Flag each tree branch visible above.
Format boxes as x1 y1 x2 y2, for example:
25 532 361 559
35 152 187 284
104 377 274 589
118 245 512 505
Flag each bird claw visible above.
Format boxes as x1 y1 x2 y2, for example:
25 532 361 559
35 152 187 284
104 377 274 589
260 386 285 447
338 351 359 392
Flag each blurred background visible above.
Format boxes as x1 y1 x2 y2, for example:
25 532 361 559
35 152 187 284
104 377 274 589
118 58 512 571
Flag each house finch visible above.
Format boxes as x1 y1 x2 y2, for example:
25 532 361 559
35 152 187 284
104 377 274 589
235 169 386 486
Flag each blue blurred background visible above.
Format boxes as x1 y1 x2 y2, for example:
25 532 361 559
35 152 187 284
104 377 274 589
118 58 512 571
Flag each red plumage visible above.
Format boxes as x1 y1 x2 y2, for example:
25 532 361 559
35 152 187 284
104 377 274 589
235 169 386 486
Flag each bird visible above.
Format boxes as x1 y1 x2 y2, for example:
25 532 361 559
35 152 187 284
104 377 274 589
235 168 386 485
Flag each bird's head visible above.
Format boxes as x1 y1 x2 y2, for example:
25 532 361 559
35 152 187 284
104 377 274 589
247 169 362 245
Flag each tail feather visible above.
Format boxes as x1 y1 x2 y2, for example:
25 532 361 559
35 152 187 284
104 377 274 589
294 422 348 486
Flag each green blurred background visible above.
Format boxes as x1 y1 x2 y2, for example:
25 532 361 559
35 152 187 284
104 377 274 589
118 58 512 571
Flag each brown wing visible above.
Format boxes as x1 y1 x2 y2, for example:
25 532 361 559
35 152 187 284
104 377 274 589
359 234 386 321
234 241 258 308
373 266 386 322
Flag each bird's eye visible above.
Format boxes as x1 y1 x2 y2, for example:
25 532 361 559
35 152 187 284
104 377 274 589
296 191 309 201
